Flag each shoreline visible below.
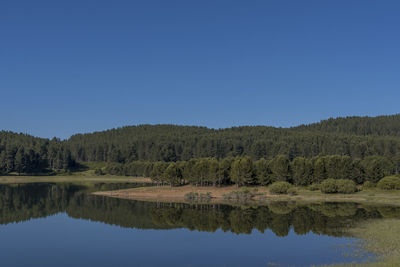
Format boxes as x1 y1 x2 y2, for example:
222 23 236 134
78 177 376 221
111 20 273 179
0 175 154 184
93 185 400 206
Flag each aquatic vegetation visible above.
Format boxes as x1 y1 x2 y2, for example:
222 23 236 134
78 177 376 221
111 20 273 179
183 192 212 202
222 188 256 202
330 219 400 267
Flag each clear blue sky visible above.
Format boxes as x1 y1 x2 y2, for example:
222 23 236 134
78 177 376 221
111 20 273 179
1 0 399 139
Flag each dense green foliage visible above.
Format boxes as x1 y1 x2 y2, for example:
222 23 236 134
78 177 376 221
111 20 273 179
308 183 320 191
320 179 357 194
320 179 338 194
362 181 376 189
269 181 292 194
377 176 400 190
0 132 75 175
336 179 358 194
287 187 298 196
102 155 396 187
295 114 400 137
66 115 400 163
1 115 400 186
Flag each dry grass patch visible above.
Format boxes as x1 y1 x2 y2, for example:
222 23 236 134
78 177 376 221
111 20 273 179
93 185 400 206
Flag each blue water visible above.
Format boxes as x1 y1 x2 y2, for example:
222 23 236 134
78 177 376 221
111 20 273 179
0 213 361 267
0 183 387 266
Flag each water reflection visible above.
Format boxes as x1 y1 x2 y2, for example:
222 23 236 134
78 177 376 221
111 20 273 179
0 183 399 237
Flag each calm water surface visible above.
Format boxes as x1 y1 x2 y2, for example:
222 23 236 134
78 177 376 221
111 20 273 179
1 183 397 267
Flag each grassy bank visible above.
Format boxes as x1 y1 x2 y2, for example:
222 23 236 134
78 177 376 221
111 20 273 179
0 162 154 184
0 175 153 184
93 185 400 206
0 161 156 184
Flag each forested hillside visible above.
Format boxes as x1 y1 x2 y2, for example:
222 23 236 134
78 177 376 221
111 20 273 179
0 131 75 175
1 114 400 179
294 114 400 137
67 114 400 163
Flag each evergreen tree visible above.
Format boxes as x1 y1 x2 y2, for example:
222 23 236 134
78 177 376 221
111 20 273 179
208 158 220 186
194 159 209 186
165 162 182 186
150 161 168 185
230 157 254 186
291 157 312 186
313 157 327 183
218 157 234 185
270 155 291 182
15 147 25 175
361 156 394 183
254 158 273 185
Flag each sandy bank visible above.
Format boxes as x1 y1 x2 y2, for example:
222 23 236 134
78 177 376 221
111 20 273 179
92 185 400 205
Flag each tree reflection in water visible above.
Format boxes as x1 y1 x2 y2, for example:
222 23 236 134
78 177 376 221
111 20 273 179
1 183 399 237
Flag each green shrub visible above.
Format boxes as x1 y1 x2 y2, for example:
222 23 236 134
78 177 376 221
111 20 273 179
336 179 357 194
377 176 400 190
363 181 376 189
269 181 292 194
94 168 104 175
320 179 338 194
287 187 298 196
308 184 320 191
320 179 357 194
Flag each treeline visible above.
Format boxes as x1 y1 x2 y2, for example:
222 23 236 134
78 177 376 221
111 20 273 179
101 155 400 186
0 131 75 175
2 114 400 175
295 114 400 137
67 121 400 163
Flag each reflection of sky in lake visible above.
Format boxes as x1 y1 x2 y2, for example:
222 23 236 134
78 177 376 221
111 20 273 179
0 213 365 267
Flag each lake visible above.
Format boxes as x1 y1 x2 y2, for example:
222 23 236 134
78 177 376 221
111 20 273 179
1 183 397 266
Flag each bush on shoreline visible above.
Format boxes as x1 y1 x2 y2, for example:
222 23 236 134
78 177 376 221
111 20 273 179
336 179 358 194
320 179 357 194
377 176 400 190
94 168 104 175
308 183 320 191
269 182 292 194
363 181 376 189
287 187 298 196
